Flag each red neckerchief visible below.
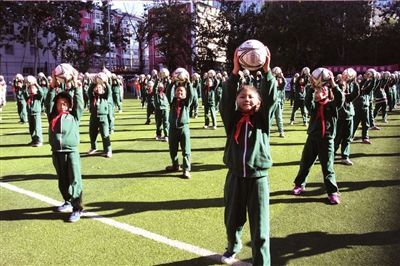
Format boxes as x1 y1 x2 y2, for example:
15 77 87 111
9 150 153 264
93 94 99 108
51 111 69 132
316 98 330 137
176 98 182 119
234 113 254 144
27 94 35 106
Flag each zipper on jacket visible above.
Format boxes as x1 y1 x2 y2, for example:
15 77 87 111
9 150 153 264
242 122 248 177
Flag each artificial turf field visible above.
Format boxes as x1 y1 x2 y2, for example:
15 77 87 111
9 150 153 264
1 96 399 265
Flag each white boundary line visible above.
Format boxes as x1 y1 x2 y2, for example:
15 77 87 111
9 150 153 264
0 182 250 266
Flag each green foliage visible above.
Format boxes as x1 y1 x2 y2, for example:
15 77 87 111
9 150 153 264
143 1 194 71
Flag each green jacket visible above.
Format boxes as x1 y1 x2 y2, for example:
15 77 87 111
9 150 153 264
167 82 194 129
276 76 287 103
88 83 111 116
26 85 43 115
338 81 359 119
305 85 344 139
220 70 277 178
354 78 375 108
47 86 84 152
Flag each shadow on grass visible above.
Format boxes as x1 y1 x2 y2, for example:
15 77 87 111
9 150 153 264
85 197 224 217
270 180 400 198
269 229 400 265
0 153 51 160
154 254 222 266
0 206 68 222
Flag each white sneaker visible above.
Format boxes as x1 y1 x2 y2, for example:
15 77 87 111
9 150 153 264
164 136 169 143
56 202 73 213
105 151 112 158
221 252 237 265
203 125 209 129
212 126 217 130
87 148 97 155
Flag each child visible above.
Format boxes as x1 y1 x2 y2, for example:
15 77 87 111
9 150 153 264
154 82 170 141
144 80 155 125
292 68 344 204
14 74 28 124
47 70 84 222
25 76 44 147
290 67 310 126
111 74 123 113
272 66 287 137
203 77 218 129
189 73 201 118
0 75 6 120
219 47 277 265
165 70 194 179
87 73 112 158
37 72 49 113
334 68 360 166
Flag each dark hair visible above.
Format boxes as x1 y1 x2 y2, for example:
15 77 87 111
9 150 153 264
54 91 73 109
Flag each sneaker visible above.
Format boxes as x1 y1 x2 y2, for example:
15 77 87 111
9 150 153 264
221 251 237 265
165 165 182 172
370 126 381 130
105 151 112 158
87 148 97 155
212 126 217 130
68 211 82 223
341 158 353 166
292 186 305 195
203 125 209 129
289 121 294 125
32 142 43 147
362 139 371 144
56 202 73 213
144 121 150 125
383 119 388 123
304 122 308 127
328 193 340 204
279 132 285 138
164 136 169 143
156 135 162 141
182 170 191 179
118 110 122 113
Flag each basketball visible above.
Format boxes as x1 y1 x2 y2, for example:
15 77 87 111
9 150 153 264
272 67 282 77
95 72 109 85
237 39 267 71
160 68 170 78
310 67 333 88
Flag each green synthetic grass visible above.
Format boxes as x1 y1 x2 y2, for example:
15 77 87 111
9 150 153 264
1 97 399 266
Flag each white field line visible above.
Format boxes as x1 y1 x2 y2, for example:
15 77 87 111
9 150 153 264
0 182 250 266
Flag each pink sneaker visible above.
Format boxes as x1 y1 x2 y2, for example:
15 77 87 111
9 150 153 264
328 193 340 204
362 139 371 144
292 186 305 195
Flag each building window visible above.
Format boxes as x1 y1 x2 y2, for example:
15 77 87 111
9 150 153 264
5 44 14 55
23 67 34 75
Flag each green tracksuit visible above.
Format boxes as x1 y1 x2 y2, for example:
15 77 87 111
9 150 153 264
374 78 389 122
203 78 218 127
14 83 28 123
107 80 115 133
220 70 277 266
47 87 84 211
112 79 122 112
353 78 375 140
290 74 309 124
167 82 194 171
335 81 360 159
273 76 287 134
189 79 201 118
154 81 170 138
294 85 344 195
26 86 43 144
88 84 112 153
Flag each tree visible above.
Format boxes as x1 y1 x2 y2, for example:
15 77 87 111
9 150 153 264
143 0 193 71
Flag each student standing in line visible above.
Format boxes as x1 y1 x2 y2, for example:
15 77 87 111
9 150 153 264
47 66 84 222
292 68 344 205
220 47 277 265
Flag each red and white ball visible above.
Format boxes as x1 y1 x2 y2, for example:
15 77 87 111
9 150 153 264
310 67 333 88
172 68 190 83
237 39 267 71
53 63 78 83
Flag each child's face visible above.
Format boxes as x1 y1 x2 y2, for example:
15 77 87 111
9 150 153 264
175 86 187 99
236 88 261 113
28 85 38 95
158 85 164 93
206 79 213 87
314 86 329 102
94 84 105 95
56 98 70 113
